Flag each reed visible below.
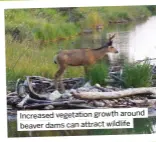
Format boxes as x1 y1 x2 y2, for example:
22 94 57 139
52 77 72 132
6 41 84 81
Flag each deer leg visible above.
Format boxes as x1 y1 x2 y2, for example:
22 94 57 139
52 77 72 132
54 70 59 91
54 65 66 93
54 67 62 91
59 65 67 93
59 74 65 93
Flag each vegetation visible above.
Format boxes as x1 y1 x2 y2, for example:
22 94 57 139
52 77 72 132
5 6 152 43
85 62 109 86
122 61 152 88
5 6 156 82
147 5 156 15
6 37 84 81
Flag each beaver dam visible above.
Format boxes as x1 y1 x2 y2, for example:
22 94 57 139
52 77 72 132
7 64 156 117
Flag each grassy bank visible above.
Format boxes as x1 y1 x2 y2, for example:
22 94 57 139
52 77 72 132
5 6 152 43
5 6 154 81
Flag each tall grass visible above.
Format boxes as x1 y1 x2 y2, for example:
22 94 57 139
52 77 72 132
85 62 109 86
5 9 80 42
122 61 152 88
6 40 84 81
33 23 80 41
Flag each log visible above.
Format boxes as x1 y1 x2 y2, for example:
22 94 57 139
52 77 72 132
71 87 156 100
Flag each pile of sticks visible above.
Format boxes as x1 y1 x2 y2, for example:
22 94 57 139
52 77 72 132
7 73 156 111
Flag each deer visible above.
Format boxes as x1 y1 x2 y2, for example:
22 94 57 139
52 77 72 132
53 34 118 93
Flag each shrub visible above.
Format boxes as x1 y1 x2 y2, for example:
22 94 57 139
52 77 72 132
85 62 109 86
81 11 104 29
122 61 152 88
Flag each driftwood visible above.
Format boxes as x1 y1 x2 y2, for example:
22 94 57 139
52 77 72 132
72 87 156 100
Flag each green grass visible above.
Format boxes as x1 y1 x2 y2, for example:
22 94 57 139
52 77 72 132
85 62 109 86
122 61 152 88
5 9 80 42
6 40 84 81
33 22 80 41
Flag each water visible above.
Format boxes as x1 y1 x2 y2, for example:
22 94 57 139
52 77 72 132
7 16 156 137
115 16 156 65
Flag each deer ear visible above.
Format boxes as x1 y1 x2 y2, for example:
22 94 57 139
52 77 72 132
108 33 115 41
110 33 116 40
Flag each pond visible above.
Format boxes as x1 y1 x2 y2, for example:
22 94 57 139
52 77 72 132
7 16 156 137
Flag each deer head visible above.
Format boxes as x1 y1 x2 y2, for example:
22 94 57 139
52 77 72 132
101 33 118 53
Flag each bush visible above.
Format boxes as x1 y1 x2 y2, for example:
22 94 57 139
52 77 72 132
80 11 104 29
117 12 129 20
85 62 109 86
122 61 152 88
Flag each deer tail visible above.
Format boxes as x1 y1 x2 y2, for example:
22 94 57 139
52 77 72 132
53 54 58 64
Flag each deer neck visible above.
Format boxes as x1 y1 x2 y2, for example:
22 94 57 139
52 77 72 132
92 47 108 61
